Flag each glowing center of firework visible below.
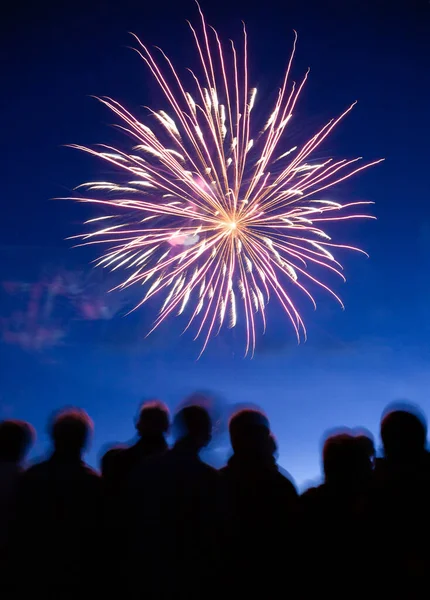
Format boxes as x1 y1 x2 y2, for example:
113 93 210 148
228 221 237 231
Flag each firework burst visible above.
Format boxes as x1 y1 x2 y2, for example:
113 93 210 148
66 8 382 356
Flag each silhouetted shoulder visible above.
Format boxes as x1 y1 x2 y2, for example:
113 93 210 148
79 462 101 482
84 462 100 476
301 484 318 498
300 484 326 510
19 460 49 483
149 446 220 483
301 482 323 495
101 445 126 474
276 468 298 492
199 460 219 475
24 458 99 479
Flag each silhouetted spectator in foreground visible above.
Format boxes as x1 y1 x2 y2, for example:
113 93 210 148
101 401 170 595
125 404 224 599
301 430 374 593
220 409 298 595
0 420 34 562
101 400 169 492
373 405 430 594
14 408 101 600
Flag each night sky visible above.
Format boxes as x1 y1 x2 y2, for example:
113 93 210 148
1 0 429 489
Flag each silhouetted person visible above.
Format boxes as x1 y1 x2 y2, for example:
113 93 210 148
176 390 230 469
220 409 298 596
125 404 224 599
301 430 374 593
101 400 169 492
14 408 101 600
373 405 430 594
100 402 170 595
0 420 34 565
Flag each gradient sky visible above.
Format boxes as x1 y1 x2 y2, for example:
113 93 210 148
1 0 429 489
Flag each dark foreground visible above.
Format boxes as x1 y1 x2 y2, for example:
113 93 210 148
1 399 430 599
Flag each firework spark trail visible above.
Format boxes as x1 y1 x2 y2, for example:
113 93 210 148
65 8 383 356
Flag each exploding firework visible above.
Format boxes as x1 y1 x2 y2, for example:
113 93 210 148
66 8 382 356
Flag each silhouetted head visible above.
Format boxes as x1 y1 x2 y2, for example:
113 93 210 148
179 391 226 442
136 400 170 438
50 408 93 458
229 409 272 457
323 431 373 486
381 406 427 461
0 420 35 463
173 405 212 451
355 434 375 461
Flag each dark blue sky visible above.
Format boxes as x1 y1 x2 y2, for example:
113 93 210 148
1 0 429 488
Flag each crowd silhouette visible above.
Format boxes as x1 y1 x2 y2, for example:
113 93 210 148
1 398 430 599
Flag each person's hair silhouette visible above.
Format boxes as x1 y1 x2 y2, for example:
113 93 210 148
50 408 93 458
0 420 35 463
322 431 373 486
323 433 354 484
173 405 212 451
228 409 271 456
136 400 170 437
355 433 375 462
381 408 427 461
